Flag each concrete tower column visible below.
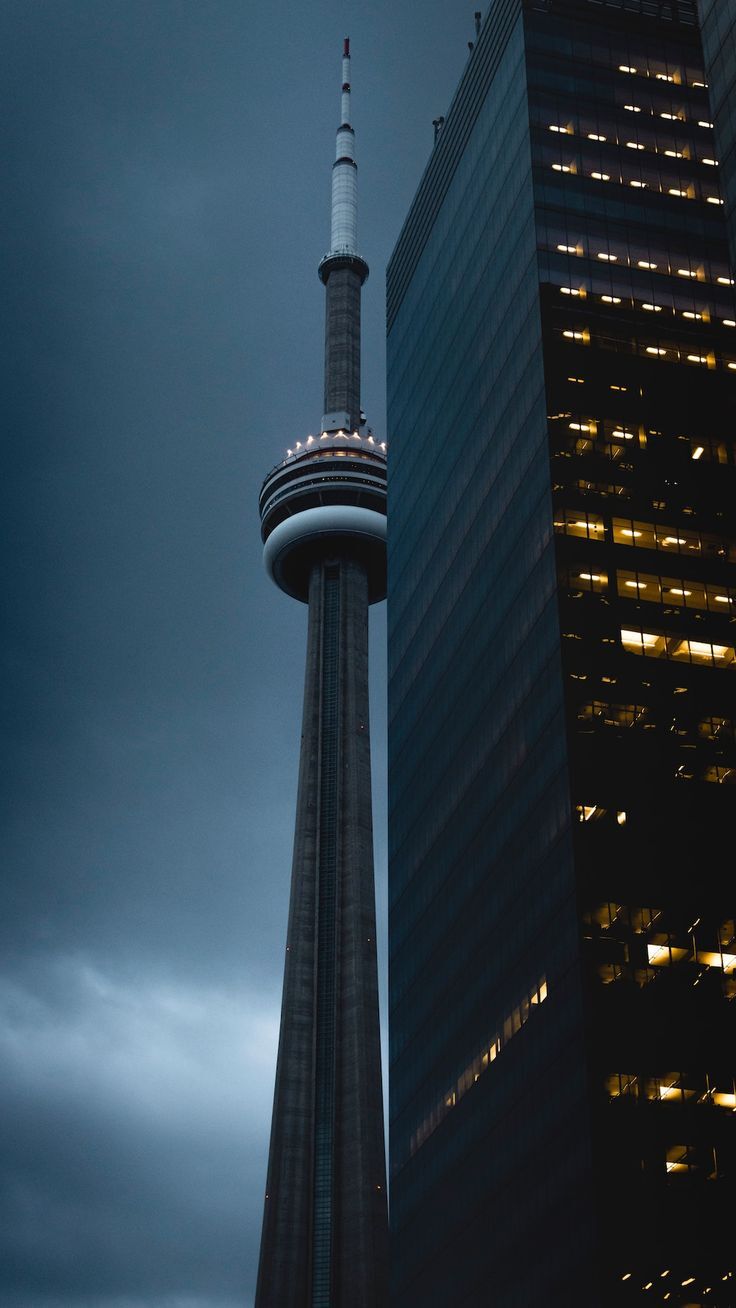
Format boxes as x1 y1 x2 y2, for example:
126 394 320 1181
255 558 387 1307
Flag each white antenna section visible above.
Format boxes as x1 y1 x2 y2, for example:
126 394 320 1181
330 37 358 255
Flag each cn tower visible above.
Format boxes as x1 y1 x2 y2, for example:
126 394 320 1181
255 40 389 1308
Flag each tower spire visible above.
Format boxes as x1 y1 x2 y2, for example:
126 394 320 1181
319 38 369 434
329 36 358 255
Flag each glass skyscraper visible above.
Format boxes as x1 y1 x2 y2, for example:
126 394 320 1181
387 2 736 1303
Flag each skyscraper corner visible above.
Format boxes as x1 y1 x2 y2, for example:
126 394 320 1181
255 39 388 1308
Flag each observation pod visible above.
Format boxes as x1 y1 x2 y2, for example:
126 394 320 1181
259 431 387 604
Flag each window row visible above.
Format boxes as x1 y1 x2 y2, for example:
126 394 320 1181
607 1071 736 1111
575 702 735 743
620 628 736 668
540 147 723 206
554 424 733 467
620 1267 733 1297
556 322 736 372
544 118 718 167
528 64 713 144
548 276 736 331
567 567 736 613
586 908 736 995
527 30 707 91
554 511 736 562
537 216 734 288
585 904 735 952
613 60 707 92
564 476 630 499
408 976 548 1159
598 957 736 994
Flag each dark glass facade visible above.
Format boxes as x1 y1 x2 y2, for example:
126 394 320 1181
698 0 736 266
387 2 736 1304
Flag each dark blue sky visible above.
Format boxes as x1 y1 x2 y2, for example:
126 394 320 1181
2 2 474 1303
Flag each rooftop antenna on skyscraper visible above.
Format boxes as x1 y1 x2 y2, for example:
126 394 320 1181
475 11 482 37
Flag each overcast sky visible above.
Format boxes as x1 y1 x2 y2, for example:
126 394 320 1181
1 2 478 1305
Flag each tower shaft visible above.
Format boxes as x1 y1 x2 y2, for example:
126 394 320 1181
257 38 387 1306
323 266 363 432
255 558 388 1307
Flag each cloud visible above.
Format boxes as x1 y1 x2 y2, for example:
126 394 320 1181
0 957 279 1306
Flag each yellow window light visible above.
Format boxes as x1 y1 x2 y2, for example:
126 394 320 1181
626 141 645 150
557 243 578 253
588 132 607 141
578 804 603 822
619 64 637 74
591 172 611 181
624 104 641 112
552 163 572 173
598 252 617 261
691 446 704 460
549 124 572 133
621 628 660 647
642 303 662 312
638 260 657 269
630 180 647 187
699 950 736 970
646 347 667 355
602 295 622 304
